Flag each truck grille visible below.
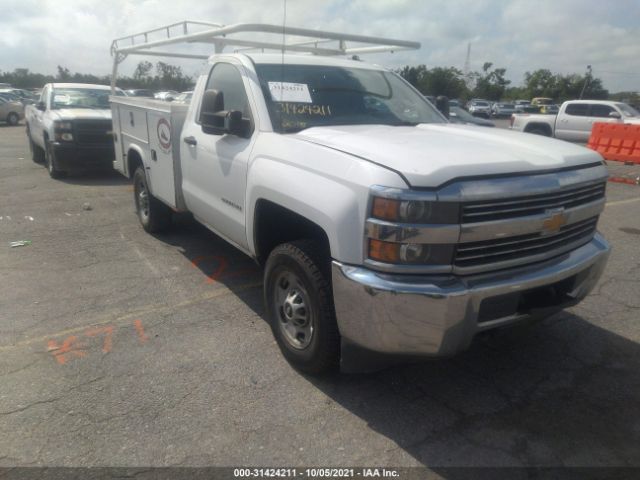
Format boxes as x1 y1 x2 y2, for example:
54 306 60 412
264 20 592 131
461 181 606 223
75 120 113 145
455 216 598 270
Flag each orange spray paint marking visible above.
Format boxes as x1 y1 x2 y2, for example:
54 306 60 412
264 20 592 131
190 255 228 284
85 325 114 353
134 319 148 344
47 336 87 365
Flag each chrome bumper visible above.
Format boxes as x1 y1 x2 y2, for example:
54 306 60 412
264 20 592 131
332 233 610 356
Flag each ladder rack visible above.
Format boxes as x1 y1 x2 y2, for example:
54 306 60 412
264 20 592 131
110 21 421 89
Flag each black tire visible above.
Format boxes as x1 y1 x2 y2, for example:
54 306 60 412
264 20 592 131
527 127 551 136
7 113 19 126
133 167 172 233
264 240 340 374
27 128 45 163
44 140 66 179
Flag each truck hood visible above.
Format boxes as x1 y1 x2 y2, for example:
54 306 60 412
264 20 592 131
295 124 602 187
51 109 112 121
624 118 640 125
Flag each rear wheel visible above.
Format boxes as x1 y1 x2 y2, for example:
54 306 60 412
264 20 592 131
527 127 551 136
7 113 19 126
264 240 340 374
133 167 172 232
27 129 45 163
44 141 66 179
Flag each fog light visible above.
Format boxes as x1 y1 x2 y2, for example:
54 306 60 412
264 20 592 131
60 133 73 141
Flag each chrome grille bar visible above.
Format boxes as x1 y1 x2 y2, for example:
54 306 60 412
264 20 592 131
462 181 605 223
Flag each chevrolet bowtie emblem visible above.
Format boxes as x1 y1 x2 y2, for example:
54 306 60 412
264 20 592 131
542 209 567 234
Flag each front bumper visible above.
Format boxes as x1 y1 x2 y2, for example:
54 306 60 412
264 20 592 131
52 143 115 171
332 233 610 357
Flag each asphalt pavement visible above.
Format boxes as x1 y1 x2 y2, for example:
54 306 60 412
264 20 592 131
1 122 639 473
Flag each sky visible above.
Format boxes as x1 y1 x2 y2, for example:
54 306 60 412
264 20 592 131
1 0 639 92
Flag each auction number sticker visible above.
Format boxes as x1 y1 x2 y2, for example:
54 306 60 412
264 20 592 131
157 117 172 152
268 82 313 103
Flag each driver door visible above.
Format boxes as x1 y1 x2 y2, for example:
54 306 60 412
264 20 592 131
180 61 256 250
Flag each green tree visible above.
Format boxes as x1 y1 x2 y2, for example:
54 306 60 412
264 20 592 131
397 65 468 99
472 62 510 100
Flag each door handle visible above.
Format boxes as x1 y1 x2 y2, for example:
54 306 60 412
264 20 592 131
183 136 197 146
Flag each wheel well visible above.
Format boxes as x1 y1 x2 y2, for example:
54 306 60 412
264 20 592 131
127 149 143 179
524 123 552 136
254 200 330 265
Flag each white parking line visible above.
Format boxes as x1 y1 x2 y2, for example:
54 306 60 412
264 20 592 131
605 197 640 207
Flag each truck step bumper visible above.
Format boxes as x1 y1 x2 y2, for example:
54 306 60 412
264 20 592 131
331 233 610 357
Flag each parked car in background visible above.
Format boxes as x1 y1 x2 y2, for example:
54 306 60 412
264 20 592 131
124 89 155 97
531 97 554 107
448 99 460 107
0 97 25 125
172 91 193 104
491 102 516 117
0 88 37 105
467 100 492 118
25 83 125 178
540 104 559 115
514 100 531 112
449 106 495 127
154 90 179 101
511 100 640 141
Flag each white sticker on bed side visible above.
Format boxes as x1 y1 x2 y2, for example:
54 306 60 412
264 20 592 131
268 82 313 103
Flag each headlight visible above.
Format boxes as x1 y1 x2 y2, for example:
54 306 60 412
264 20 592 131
371 197 459 224
367 188 459 269
368 239 453 265
55 121 73 130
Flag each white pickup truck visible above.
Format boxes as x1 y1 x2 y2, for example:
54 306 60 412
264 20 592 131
510 99 640 142
109 23 610 373
25 83 123 178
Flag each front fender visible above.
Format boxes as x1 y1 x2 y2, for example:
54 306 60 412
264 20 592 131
246 151 406 264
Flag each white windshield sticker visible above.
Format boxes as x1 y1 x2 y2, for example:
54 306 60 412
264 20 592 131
268 82 312 103
53 94 70 103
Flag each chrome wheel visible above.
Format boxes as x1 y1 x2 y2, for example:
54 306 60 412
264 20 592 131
135 176 150 221
274 271 314 350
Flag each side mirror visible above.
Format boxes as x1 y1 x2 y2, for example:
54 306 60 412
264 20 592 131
609 111 621 119
224 110 244 137
36 101 46 111
435 95 450 119
199 89 249 137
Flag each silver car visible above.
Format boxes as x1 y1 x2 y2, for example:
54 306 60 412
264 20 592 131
0 97 24 126
492 102 516 117
467 100 492 118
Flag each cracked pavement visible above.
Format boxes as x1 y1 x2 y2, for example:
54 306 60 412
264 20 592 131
1 123 639 470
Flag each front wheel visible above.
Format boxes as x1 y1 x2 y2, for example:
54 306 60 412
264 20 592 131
133 167 172 233
45 142 66 179
264 240 340 374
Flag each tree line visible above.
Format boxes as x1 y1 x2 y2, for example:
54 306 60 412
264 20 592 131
0 60 615 103
397 63 609 102
0 61 194 92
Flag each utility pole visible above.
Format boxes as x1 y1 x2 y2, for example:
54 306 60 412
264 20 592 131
463 43 474 90
579 65 592 99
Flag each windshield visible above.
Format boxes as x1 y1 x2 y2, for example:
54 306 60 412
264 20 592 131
51 88 114 109
616 103 639 117
255 64 445 133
